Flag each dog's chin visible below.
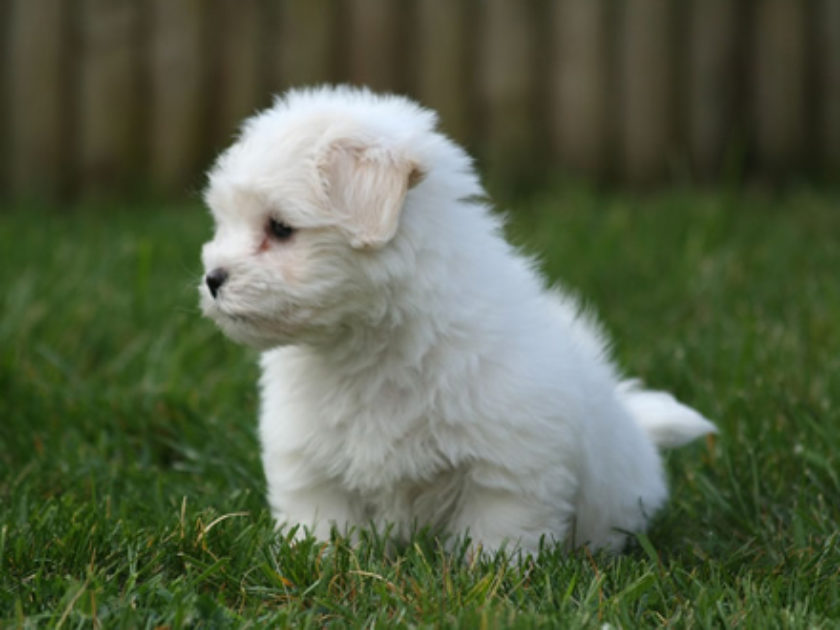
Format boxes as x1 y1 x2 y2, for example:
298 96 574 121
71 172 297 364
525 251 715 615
213 315 289 351
201 298 295 351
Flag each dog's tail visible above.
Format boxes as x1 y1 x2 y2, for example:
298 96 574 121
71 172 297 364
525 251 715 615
618 380 717 449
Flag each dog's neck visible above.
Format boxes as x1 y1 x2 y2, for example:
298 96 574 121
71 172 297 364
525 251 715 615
302 215 536 385
305 278 468 379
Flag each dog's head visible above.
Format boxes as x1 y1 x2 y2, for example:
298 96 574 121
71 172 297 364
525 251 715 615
199 86 431 349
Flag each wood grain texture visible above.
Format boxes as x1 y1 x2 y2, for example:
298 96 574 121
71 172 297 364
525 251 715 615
414 0 470 145
270 0 335 90
687 0 738 178
551 0 611 175
148 0 205 193
344 0 401 92
752 0 806 172
208 0 263 149
619 0 674 185
9 0 69 195
3 0 836 197
77 0 143 193
816 0 840 175
477 0 536 178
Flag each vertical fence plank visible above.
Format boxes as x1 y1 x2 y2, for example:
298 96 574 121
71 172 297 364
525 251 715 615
9 0 69 196
78 0 143 194
816 0 840 178
415 0 470 144
478 0 537 180
344 0 401 91
208 0 263 151
0 0 11 195
550 0 610 176
619 0 674 185
752 0 806 174
687 0 738 179
269 0 334 91
149 0 205 194
262 0 285 95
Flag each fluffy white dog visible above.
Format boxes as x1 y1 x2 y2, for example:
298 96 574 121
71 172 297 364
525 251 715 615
200 85 716 554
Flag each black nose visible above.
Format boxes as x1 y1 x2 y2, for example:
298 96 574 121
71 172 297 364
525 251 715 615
205 268 228 298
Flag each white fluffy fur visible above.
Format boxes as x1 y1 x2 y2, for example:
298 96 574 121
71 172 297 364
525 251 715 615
200 85 716 555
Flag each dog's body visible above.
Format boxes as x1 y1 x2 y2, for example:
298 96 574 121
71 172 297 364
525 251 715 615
201 86 715 554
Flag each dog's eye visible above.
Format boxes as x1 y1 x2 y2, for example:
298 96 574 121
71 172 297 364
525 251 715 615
267 218 295 241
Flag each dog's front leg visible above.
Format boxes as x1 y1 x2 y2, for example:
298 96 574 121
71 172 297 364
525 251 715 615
267 477 359 541
448 474 576 556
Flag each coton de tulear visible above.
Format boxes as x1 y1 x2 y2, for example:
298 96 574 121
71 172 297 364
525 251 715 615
199 85 716 555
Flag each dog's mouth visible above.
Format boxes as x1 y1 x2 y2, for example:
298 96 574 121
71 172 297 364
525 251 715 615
212 307 256 325
200 281 260 320
209 309 288 349
200 291 302 350
203 297 267 329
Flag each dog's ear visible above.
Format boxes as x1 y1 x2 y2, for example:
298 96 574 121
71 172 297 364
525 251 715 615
320 139 425 249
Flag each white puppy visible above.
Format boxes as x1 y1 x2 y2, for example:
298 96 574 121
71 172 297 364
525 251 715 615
200 85 715 554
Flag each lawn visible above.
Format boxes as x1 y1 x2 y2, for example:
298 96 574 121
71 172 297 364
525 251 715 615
1 187 838 627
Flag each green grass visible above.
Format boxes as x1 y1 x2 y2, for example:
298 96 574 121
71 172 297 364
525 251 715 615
1 187 839 628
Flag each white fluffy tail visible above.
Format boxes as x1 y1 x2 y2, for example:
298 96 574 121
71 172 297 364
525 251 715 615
618 380 717 449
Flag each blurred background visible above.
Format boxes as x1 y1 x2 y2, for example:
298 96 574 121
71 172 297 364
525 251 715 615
1 0 838 200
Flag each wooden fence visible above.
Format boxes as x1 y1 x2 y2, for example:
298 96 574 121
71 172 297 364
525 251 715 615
2 0 839 200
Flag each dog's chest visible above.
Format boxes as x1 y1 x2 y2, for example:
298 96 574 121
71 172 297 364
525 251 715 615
263 347 466 493
326 406 453 492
